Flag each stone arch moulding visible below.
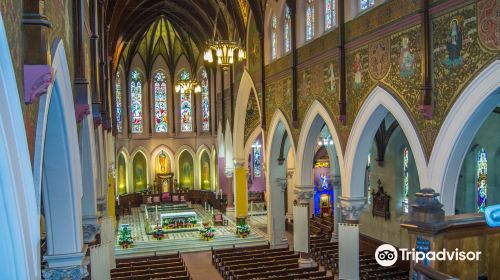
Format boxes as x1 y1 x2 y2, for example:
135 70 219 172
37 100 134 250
150 144 175 183
233 69 261 163
296 100 345 187
130 146 150 192
0 13 39 280
266 109 296 247
175 145 198 188
344 86 428 200
116 146 131 194
35 39 87 274
429 60 500 215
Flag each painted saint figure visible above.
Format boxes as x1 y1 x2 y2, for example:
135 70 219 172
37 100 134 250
353 53 363 89
399 36 414 77
446 19 463 67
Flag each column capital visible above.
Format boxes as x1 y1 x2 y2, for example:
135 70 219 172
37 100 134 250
286 168 295 179
233 158 246 168
82 223 100 244
24 64 54 104
294 185 315 205
339 196 366 223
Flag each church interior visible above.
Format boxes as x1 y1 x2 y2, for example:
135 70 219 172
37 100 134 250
0 0 499 279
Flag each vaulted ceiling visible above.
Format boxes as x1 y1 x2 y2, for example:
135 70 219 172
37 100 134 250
105 0 265 71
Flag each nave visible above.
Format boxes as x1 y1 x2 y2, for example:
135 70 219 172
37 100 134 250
0 0 500 279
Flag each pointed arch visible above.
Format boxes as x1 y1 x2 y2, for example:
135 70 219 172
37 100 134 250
244 126 264 161
233 70 261 162
344 86 428 199
130 146 149 192
150 144 175 182
0 13 39 279
296 100 344 187
34 40 86 269
175 145 197 190
196 144 212 190
429 60 500 214
116 147 130 195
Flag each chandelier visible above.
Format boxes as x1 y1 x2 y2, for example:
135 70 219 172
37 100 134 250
204 40 246 69
174 78 201 94
318 136 334 147
203 1 246 70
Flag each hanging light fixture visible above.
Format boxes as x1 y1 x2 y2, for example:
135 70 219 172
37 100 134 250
174 77 202 94
203 0 246 70
317 136 335 147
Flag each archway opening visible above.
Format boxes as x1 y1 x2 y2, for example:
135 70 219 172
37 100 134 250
455 107 500 214
200 150 211 191
247 133 266 216
178 150 194 191
117 152 128 195
132 152 147 193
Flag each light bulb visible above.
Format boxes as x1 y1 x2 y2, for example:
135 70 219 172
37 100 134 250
318 141 322 146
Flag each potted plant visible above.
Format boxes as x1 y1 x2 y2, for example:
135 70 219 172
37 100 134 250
118 227 134 248
236 224 250 238
152 225 164 240
199 225 215 241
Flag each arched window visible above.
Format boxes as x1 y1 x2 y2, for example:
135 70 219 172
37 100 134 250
306 0 315 41
324 0 336 31
130 70 143 133
476 148 488 213
360 0 375 12
366 153 372 204
154 71 168 133
115 71 123 133
271 14 278 60
284 6 291 53
403 147 409 213
179 70 193 132
252 141 262 177
201 68 210 131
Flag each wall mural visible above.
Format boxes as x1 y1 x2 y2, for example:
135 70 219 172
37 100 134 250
117 153 127 195
179 151 194 189
247 16 262 83
133 152 147 192
200 151 211 190
265 76 292 131
244 90 261 144
430 2 497 154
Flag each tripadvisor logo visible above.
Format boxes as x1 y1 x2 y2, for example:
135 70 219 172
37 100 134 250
375 244 482 267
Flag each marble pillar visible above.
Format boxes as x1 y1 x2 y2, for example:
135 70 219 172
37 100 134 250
338 196 365 279
294 184 315 267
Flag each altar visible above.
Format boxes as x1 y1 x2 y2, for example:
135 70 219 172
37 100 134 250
160 211 198 225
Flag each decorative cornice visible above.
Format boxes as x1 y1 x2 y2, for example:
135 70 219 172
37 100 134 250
24 65 54 104
294 185 315 205
339 196 366 222
74 104 90 123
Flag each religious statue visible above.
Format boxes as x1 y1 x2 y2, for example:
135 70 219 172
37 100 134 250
353 53 363 89
399 36 414 77
446 19 463 67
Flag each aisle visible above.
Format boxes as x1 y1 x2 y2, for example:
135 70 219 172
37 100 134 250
182 251 223 280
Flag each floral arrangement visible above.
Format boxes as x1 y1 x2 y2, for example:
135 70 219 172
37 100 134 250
118 227 134 248
199 224 215 241
236 224 250 238
152 225 164 240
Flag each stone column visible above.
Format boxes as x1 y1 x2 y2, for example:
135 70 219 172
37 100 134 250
338 196 365 279
332 176 341 241
225 168 234 213
286 169 295 222
234 159 248 224
294 185 315 267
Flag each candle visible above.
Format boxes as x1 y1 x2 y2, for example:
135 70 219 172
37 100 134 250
205 201 207 210
155 205 158 223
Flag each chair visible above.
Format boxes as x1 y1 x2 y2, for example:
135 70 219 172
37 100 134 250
153 196 160 203
162 192 171 202
213 213 223 226
180 195 186 202
172 195 180 202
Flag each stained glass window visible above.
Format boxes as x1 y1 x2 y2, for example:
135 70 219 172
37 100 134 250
271 15 277 60
403 147 409 213
324 0 336 31
201 68 210 131
360 0 375 11
252 141 262 177
476 148 488 213
115 71 123 133
367 153 372 204
284 6 291 53
130 70 143 133
306 0 315 41
154 71 168 133
179 70 193 132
